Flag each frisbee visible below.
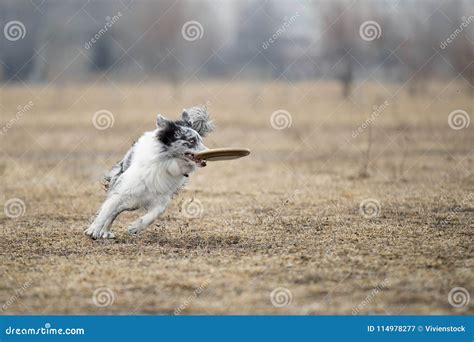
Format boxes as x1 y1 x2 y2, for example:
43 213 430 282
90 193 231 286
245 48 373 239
194 148 250 162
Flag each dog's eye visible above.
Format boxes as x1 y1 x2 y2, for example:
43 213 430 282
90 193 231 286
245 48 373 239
189 138 197 145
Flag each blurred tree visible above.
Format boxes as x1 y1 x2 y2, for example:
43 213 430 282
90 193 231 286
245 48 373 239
0 0 471 91
446 1 474 94
92 38 114 71
230 0 277 78
398 7 441 97
319 2 359 98
0 2 38 82
451 35 474 94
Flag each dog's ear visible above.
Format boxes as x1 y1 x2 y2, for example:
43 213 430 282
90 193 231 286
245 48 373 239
156 114 169 128
180 110 192 127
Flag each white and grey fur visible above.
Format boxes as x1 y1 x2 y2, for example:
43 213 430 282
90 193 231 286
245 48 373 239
85 105 214 239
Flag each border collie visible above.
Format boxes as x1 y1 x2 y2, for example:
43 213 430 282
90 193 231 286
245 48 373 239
85 105 214 239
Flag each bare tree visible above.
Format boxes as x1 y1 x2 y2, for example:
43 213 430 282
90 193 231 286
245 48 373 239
319 2 361 98
446 1 474 94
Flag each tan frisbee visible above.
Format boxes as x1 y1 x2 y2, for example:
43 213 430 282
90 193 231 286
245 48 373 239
194 148 251 161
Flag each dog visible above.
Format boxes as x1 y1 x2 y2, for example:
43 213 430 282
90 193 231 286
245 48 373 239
85 105 214 239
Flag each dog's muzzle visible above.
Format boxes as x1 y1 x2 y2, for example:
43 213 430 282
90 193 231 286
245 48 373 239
184 152 207 167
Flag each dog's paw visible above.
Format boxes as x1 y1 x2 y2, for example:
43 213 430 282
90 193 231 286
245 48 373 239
101 231 116 239
128 224 144 235
85 228 115 239
84 227 96 238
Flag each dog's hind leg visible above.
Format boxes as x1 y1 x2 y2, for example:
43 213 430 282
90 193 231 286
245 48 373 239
85 195 125 239
128 203 165 235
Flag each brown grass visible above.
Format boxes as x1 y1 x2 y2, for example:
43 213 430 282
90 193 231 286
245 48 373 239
0 80 473 315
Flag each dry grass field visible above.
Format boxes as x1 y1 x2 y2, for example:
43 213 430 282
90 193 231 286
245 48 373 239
1 80 473 315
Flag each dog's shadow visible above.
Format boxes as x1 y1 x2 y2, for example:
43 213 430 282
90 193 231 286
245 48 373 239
90 226 251 252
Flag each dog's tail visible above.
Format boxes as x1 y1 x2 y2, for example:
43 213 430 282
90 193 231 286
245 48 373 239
183 105 215 137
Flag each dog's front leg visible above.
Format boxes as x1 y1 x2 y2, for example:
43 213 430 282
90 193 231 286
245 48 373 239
128 203 165 235
85 194 125 239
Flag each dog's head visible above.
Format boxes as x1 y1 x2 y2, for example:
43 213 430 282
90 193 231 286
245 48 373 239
156 111 208 167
